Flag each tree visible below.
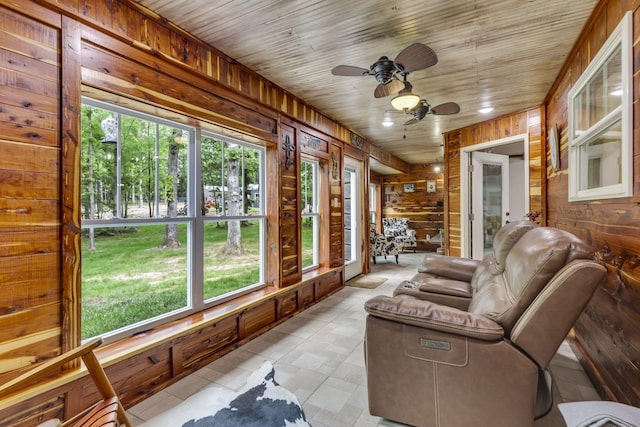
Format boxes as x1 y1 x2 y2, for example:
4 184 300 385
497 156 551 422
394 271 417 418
223 157 243 255
200 137 260 254
162 129 183 248
84 107 97 251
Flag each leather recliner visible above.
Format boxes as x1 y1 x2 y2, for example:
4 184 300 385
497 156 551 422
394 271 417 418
364 221 605 427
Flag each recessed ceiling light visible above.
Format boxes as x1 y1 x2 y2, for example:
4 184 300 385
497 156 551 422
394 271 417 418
382 119 394 127
478 107 494 114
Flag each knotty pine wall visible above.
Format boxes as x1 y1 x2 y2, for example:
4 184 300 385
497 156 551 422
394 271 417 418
543 0 640 406
382 164 445 251
0 0 405 423
0 0 64 377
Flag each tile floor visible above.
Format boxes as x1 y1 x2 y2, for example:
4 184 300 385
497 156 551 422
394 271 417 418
127 252 601 427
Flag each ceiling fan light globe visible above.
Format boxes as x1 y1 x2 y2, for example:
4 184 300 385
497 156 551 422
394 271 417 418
391 93 421 111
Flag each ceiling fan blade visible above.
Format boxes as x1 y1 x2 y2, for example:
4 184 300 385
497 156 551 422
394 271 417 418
430 102 460 115
404 117 420 126
374 79 405 98
331 65 371 76
394 43 438 73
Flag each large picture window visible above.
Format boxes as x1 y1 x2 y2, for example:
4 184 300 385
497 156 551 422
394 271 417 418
568 11 632 201
80 98 265 341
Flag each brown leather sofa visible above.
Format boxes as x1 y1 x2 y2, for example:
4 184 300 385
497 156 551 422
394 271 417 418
364 221 605 427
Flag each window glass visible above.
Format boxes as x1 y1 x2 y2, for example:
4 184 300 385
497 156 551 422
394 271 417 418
578 120 622 191
568 12 631 201
81 99 266 341
81 224 188 339
301 159 318 270
369 184 377 227
201 135 265 301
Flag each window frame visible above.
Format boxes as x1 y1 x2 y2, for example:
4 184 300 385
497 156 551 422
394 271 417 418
199 131 267 304
80 97 267 343
301 157 320 271
567 11 632 202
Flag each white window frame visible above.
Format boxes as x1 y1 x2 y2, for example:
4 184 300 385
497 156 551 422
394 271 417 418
80 98 266 343
369 183 377 227
301 158 319 271
199 131 267 304
568 11 632 202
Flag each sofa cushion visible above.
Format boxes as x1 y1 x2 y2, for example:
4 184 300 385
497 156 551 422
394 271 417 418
468 227 594 333
492 220 539 272
470 221 538 292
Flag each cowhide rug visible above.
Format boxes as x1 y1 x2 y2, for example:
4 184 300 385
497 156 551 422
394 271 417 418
141 361 310 427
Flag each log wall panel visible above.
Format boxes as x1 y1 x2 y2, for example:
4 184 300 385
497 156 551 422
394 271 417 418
80 41 277 141
55 0 352 145
60 13 82 356
101 342 175 406
0 393 64 427
279 123 301 285
0 1 62 382
277 291 298 320
239 299 277 339
46 0 407 171
297 282 315 309
329 143 343 268
382 165 445 251
0 0 390 422
315 269 343 300
179 316 239 369
543 1 640 405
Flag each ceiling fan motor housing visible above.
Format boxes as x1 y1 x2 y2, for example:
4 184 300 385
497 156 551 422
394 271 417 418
371 56 399 84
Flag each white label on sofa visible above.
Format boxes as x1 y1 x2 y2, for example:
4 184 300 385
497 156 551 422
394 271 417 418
420 338 451 351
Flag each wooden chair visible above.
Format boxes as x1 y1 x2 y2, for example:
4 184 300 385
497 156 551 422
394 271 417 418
0 338 131 427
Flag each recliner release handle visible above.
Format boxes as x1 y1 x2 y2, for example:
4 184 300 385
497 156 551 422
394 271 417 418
420 338 451 351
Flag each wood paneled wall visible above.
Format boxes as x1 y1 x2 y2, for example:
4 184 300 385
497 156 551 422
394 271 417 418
443 107 543 256
279 123 301 285
382 165 445 251
0 1 63 377
0 0 400 423
543 0 640 406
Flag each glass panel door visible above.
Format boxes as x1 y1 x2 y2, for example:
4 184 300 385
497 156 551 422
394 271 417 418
471 151 510 260
344 158 362 280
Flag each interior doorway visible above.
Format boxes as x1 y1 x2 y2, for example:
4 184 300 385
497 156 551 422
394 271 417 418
344 157 363 280
461 134 529 260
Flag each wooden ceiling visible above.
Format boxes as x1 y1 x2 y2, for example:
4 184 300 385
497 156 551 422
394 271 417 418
134 0 598 169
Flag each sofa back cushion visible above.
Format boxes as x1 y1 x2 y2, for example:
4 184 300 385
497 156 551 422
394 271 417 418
468 227 594 334
470 221 539 292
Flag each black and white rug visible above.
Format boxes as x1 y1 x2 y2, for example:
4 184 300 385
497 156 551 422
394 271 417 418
141 361 310 427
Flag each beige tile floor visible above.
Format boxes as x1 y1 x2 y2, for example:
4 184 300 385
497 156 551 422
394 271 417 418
127 252 600 427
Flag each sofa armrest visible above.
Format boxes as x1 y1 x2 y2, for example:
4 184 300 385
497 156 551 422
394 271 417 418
364 294 504 341
418 253 480 282
418 278 472 298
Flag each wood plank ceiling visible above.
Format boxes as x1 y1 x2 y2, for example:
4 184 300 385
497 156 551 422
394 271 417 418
134 0 598 170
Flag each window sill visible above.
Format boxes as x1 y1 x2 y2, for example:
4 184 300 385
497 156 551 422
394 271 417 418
95 265 342 365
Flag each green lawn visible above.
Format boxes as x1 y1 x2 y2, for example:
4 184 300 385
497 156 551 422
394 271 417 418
81 222 261 339
82 220 316 339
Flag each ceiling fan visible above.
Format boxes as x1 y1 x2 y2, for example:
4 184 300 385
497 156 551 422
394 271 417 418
331 43 438 98
403 100 460 125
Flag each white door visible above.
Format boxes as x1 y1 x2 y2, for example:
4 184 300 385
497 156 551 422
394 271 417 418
471 151 510 260
344 158 362 280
